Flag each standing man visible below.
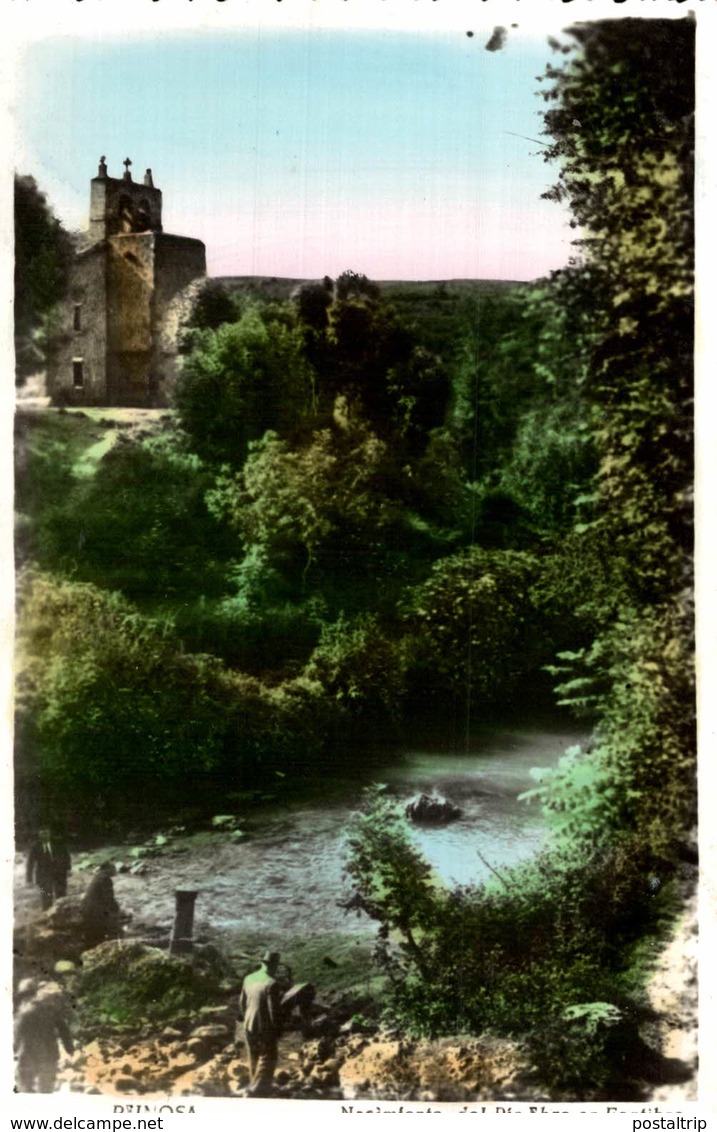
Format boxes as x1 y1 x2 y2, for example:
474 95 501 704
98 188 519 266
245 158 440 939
238 951 285 1097
26 829 71 911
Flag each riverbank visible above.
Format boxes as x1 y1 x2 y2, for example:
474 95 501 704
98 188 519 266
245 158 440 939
15 720 586 946
18 871 698 1104
14 721 698 1102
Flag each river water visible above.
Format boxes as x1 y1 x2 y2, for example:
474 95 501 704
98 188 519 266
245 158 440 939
14 719 584 947
168 719 585 944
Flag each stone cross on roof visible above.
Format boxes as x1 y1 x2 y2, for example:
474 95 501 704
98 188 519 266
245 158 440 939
123 157 132 181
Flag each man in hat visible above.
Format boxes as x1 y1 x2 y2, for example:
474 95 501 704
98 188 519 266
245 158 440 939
14 980 74 1093
238 950 286 1097
26 830 71 911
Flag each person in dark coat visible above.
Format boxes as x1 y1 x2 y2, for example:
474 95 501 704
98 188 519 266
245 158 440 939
26 830 71 911
80 861 121 949
238 951 286 1097
14 980 74 1093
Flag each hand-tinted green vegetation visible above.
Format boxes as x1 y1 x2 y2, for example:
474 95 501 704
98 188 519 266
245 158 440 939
342 18 694 1095
15 17 693 1098
14 175 74 383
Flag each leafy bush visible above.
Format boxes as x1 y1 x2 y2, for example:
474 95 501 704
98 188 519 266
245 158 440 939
222 671 336 781
344 788 667 1052
35 431 236 601
399 547 546 710
175 303 315 467
16 572 341 826
16 572 236 824
174 594 324 675
75 941 227 1031
305 614 405 724
499 401 597 533
530 602 695 855
208 420 436 614
529 1002 623 1095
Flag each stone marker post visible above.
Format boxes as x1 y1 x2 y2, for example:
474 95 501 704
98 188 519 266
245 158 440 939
169 889 199 955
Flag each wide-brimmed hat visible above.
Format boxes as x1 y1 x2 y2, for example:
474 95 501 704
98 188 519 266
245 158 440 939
16 978 39 1001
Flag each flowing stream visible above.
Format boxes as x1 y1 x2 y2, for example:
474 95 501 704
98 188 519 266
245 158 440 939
147 719 585 944
14 720 587 950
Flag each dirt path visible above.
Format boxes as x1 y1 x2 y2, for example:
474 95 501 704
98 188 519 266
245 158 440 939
643 888 699 1103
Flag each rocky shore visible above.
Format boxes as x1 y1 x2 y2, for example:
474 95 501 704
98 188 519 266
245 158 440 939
14 839 699 1104
54 1014 538 1103
13 890 699 1104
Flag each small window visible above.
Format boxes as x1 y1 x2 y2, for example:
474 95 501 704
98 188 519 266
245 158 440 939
72 359 84 388
73 304 82 332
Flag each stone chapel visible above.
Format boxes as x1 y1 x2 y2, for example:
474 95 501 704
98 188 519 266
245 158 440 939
47 157 206 407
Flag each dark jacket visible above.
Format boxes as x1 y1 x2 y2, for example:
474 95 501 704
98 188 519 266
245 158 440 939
14 996 74 1063
81 870 120 942
26 842 71 889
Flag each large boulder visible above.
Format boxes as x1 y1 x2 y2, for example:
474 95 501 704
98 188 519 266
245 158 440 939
405 793 462 825
186 1023 232 1059
14 896 87 967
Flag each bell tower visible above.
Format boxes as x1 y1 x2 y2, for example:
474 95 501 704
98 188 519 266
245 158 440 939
48 156 206 407
89 155 164 241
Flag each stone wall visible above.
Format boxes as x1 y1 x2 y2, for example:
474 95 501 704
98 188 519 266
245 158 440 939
47 246 108 406
151 235 207 405
106 234 155 405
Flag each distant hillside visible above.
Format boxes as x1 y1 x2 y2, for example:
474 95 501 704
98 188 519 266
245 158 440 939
215 275 525 301
214 276 308 302
213 275 528 361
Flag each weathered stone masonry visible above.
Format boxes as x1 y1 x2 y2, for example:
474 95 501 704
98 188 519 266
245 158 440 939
48 157 206 407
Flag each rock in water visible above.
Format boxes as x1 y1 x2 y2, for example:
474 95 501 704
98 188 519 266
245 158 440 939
405 793 462 825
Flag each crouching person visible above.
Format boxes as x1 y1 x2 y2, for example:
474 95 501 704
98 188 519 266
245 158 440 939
81 861 122 949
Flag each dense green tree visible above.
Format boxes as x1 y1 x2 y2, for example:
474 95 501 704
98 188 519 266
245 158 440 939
294 271 451 448
184 278 243 331
14 175 74 382
449 288 542 483
175 302 315 467
207 412 440 615
400 546 545 711
304 613 405 726
446 267 603 541
15 571 337 827
344 785 657 1088
15 572 235 825
539 18 693 594
33 432 236 603
532 18 695 849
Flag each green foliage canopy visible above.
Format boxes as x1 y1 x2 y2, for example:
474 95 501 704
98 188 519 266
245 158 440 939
540 18 693 590
15 572 235 821
531 18 695 848
14 174 74 381
400 546 544 708
207 414 436 613
34 432 236 602
175 302 315 467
